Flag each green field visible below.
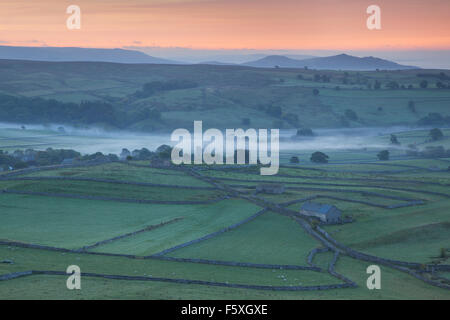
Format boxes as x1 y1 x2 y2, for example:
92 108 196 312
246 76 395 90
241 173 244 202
1 60 450 131
1 153 450 299
1 60 450 299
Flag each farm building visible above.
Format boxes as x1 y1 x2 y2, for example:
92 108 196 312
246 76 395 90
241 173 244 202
255 183 285 194
299 202 342 223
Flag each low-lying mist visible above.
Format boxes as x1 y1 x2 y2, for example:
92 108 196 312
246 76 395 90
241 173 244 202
0 122 424 155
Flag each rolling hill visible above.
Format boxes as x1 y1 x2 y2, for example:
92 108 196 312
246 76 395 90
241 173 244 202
0 59 447 132
0 46 181 64
243 54 418 70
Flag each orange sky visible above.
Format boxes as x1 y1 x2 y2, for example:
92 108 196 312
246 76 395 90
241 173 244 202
0 0 449 50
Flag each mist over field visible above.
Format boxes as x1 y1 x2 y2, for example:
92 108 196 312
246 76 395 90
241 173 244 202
0 122 419 155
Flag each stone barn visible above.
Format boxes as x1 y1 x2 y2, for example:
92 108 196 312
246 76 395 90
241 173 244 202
299 202 342 223
255 183 285 194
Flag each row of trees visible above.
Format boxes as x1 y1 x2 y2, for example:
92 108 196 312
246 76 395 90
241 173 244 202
289 152 329 164
0 94 163 129
0 143 175 171
0 148 81 170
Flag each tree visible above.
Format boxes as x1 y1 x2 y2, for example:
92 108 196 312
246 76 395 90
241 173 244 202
242 118 251 126
290 156 300 164
408 101 416 113
345 109 358 121
156 144 173 159
374 80 381 90
310 151 329 163
386 81 400 90
390 134 400 145
420 80 428 89
417 113 449 126
296 128 314 137
436 81 445 89
430 128 444 141
313 88 320 96
377 150 389 161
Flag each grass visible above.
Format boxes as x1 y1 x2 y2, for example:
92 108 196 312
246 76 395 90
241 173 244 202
1 60 450 131
24 162 211 187
1 246 449 299
170 211 320 265
0 246 336 291
1 143 450 299
0 193 259 252
0 179 221 201
324 199 450 263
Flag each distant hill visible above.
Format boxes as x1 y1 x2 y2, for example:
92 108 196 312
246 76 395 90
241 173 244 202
197 61 238 66
242 54 418 70
0 46 181 64
242 55 307 68
0 59 445 132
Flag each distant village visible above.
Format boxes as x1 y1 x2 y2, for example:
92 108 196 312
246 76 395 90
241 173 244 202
0 144 173 172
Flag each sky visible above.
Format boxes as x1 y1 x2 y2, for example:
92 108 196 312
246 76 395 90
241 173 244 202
0 0 449 66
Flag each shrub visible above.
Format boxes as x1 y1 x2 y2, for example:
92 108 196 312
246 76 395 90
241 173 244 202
296 128 314 137
310 151 329 163
377 150 389 160
430 128 444 141
390 134 400 145
420 80 428 89
345 109 358 121
290 156 300 164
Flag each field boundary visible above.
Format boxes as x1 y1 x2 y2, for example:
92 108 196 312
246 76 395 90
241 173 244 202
0 176 215 190
0 270 355 291
151 208 268 257
0 189 229 205
78 217 184 252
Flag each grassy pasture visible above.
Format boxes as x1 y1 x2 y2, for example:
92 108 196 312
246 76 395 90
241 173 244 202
0 246 336 291
323 199 450 263
1 148 450 299
24 162 211 187
1 247 449 300
0 193 259 251
169 211 320 265
88 200 262 256
0 179 221 202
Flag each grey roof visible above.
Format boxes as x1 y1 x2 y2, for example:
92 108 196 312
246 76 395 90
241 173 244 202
300 202 338 215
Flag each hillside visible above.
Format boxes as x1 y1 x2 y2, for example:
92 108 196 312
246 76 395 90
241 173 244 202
0 59 448 132
243 54 418 70
0 46 180 64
